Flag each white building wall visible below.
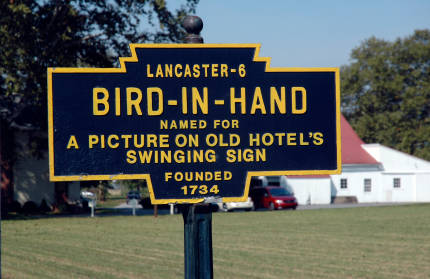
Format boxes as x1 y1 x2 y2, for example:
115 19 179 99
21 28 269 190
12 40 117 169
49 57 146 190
13 132 81 206
381 174 415 202
14 151 55 206
415 173 430 202
331 169 382 203
363 144 430 202
286 178 331 205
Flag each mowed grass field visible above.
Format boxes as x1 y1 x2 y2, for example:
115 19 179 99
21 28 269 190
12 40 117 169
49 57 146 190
3 204 430 279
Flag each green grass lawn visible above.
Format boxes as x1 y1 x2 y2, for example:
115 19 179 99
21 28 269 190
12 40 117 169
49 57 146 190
3 204 430 279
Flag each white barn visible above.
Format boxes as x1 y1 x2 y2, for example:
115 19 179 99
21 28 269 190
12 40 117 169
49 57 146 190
362 144 430 203
268 115 430 205
12 131 80 208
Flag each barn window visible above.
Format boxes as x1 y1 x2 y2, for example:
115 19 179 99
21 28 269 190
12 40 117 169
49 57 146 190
393 178 401 188
340 178 348 189
364 179 372 192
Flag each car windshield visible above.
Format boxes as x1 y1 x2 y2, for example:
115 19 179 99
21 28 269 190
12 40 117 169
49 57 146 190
269 187 292 196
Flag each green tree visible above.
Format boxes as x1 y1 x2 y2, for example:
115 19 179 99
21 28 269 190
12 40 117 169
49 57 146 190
121 179 149 197
0 0 198 214
341 30 430 160
1 0 198 132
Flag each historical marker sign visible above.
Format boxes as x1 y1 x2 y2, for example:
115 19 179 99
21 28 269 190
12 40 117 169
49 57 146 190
48 44 341 204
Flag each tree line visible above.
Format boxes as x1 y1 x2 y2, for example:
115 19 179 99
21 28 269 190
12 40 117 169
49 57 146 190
341 30 430 161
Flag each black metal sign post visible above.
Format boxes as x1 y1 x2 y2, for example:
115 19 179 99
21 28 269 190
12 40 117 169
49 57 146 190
181 16 213 279
181 203 213 279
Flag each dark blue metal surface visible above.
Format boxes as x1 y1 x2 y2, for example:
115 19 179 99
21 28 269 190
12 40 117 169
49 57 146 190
50 45 339 202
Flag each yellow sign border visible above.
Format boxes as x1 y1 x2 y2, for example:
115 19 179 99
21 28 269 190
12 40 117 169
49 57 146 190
48 43 341 205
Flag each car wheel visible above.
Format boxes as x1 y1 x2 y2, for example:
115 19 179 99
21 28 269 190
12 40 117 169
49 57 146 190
292 206 297 210
269 202 275 211
212 204 220 212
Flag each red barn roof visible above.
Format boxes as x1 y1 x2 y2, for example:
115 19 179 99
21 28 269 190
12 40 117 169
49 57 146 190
340 114 379 165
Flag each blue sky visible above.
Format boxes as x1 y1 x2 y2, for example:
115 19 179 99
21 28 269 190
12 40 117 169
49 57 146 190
192 0 430 67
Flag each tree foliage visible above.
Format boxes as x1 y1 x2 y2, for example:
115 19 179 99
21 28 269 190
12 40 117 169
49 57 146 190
0 0 198 212
341 30 430 160
0 0 198 132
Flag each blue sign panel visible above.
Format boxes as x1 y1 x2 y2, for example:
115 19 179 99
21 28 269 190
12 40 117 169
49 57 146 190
48 44 341 204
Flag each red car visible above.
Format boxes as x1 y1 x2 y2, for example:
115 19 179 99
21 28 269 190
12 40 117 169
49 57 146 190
250 186 297 210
